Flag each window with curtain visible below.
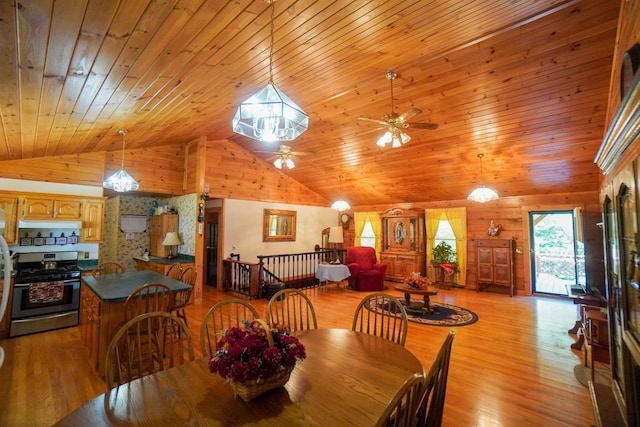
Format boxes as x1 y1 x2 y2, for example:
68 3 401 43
425 207 467 287
435 220 456 253
360 221 376 248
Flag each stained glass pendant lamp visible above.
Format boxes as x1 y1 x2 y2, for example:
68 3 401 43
467 154 499 203
232 0 308 142
103 129 139 193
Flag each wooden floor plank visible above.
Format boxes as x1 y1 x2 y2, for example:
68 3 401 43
0 283 595 426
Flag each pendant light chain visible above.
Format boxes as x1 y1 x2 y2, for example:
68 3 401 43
268 0 275 84
119 129 128 169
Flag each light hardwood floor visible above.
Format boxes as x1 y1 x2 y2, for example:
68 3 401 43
0 283 595 426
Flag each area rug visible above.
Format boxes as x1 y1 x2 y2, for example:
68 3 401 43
364 297 479 327
573 364 611 388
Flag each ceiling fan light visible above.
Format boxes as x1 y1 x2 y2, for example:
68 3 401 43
331 200 350 212
467 186 499 203
273 158 283 169
285 158 295 169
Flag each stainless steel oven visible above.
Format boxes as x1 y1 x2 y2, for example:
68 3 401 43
10 252 81 337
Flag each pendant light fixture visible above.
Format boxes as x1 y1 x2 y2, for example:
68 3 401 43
103 129 139 193
231 0 308 142
467 154 499 203
331 175 351 212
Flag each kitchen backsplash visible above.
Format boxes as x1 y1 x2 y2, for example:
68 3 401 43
103 194 197 272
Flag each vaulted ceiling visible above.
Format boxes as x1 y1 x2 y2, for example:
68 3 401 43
0 0 621 205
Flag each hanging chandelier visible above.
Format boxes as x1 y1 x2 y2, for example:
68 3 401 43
103 129 139 193
467 154 498 203
231 0 308 142
331 175 350 212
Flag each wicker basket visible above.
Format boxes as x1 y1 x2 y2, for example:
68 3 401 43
230 366 293 401
227 319 294 402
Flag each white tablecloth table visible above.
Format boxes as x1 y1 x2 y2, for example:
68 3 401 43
316 263 350 286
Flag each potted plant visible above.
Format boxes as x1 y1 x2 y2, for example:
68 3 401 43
430 242 460 280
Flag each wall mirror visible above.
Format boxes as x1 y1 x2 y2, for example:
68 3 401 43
263 209 297 242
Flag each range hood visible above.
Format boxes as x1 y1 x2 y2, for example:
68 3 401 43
18 220 82 229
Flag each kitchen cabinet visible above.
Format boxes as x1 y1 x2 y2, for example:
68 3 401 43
149 214 178 257
0 196 19 244
380 207 425 281
80 284 101 370
135 258 194 275
476 239 514 296
21 197 82 219
81 199 104 243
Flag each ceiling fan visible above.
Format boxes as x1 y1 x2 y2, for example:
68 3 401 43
254 144 314 169
358 71 438 148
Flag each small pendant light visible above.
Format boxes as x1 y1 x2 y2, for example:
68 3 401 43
103 129 139 193
467 154 498 203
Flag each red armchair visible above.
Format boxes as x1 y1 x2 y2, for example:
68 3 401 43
345 246 387 291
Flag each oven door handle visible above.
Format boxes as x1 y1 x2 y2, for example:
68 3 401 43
14 279 80 288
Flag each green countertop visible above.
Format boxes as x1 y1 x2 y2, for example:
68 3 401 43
133 254 195 266
81 270 191 302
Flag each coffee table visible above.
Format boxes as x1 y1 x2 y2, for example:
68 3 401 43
393 284 439 313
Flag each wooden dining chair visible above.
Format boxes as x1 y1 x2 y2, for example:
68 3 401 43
124 283 173 322
200 299 260 357
352 292 409 346
266 288 317 332
415 331 456 427
170 267 197 327
165 263 183 280
105 312 194 389
375 373 425 427
92 261 126 276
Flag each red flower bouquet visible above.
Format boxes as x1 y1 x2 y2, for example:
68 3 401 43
405 273 431 289
208 319 306 400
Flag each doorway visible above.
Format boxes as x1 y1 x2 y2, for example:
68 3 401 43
204 209 219 287
529 210 585 295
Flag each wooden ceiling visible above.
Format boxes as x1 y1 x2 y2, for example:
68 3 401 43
0 0 621 205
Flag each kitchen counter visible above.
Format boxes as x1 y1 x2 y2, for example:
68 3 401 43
80 270 193 375
81 270 191 302
132 254 195 265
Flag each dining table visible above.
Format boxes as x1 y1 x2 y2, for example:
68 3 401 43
54 328 425 426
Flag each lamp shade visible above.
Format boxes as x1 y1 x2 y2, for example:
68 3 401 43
467 186 499 203
328 226 344 244
161 232 181 246
232 83 309 142
330 200 350 212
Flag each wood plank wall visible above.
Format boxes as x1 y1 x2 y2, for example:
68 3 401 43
104 144 186 195
350 190 603 295
0 152 105 186
200 138 330 206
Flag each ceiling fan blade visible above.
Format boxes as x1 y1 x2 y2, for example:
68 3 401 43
291 151 315 156
253 150 281 154
397 108 422 123
357 117 387 126
404 122 439 130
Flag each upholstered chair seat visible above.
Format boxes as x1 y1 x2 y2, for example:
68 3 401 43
346 246 387 291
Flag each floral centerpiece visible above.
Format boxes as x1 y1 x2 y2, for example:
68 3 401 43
405 272 431 289
208 319 306 401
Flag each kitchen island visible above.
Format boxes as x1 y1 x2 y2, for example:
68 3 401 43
80 271 191 376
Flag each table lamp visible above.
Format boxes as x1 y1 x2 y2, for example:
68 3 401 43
161 231 181 259
328 226 344 263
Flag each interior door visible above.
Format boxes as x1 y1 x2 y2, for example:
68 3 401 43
204 209 219 287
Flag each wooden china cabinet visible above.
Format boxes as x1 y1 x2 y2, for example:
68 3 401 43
379 207 425 282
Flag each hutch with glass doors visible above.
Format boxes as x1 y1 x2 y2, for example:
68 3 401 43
379 207 425 282
594 68 640 426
